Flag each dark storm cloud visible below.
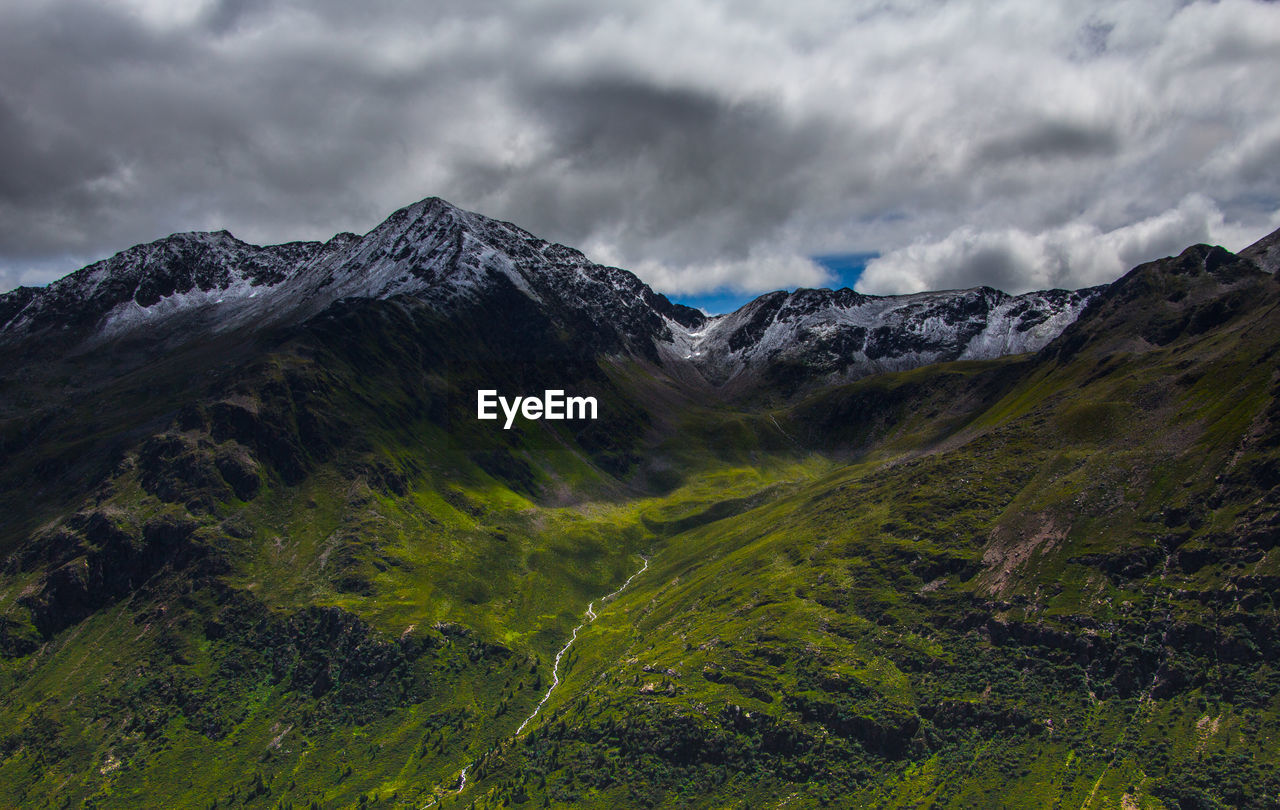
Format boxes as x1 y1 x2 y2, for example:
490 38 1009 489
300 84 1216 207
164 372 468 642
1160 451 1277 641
0 95 114 201
976 121 1120 164
938 243 1034 294
1 0 1278 296
0 0 453 277
459 77 849 264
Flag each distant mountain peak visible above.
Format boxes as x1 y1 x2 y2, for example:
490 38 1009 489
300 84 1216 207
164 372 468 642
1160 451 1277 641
660 282 1099 391
1 195 1108 391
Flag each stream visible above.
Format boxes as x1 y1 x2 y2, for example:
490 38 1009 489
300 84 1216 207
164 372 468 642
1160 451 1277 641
515 555 649 735
422 555 650 806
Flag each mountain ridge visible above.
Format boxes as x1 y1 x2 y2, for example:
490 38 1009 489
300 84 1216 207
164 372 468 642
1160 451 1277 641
0 195 1156 393
1 197 1280 808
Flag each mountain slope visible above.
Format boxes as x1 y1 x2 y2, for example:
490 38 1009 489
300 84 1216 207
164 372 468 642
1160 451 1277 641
0 201 1278 809
665 284 1098 394
0 198 703 365
476 234 1280 808
1 197 1093 393
0 196 1099 553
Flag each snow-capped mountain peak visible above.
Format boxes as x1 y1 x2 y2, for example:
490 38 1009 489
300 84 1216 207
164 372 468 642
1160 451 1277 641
1 196 1100 391
656 284 1099 389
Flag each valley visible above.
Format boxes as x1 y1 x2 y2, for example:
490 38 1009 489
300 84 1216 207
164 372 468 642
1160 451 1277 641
0 200 1278 808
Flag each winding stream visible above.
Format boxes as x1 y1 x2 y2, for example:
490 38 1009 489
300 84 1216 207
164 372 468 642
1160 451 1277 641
515 555 649 735
422 555 650 807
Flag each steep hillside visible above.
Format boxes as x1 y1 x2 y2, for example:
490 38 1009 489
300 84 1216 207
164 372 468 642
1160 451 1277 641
0 203 1277 809
472 242 1280 808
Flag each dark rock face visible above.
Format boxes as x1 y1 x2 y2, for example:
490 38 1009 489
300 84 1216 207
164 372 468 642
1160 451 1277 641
15 508 221 638
136 432 262 509
0 286 38 332
1241 225 1280 274
680 283 1100 391
0 232 332 354
725 291 791 353
1 196 1107 397
1049 242 1269 362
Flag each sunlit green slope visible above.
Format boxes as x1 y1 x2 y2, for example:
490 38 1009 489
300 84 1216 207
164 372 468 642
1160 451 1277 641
2 243 1278 809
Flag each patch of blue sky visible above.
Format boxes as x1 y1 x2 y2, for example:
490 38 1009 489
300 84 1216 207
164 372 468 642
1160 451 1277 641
673 252 878 314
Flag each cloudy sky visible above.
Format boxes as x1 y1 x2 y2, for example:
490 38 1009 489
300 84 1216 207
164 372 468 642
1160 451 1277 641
2 0 1279 305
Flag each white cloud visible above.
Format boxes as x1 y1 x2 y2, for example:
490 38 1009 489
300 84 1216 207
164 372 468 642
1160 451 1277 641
1 0 1279 296
621 252 833 297
114 0 217 31
857 194 1255 295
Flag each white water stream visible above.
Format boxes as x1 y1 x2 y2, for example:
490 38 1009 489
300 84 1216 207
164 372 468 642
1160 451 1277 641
422 555 650 807
515 556 649 735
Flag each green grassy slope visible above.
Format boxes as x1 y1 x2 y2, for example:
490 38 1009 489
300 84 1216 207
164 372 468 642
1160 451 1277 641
1 244 1278 808
468 247 1280 808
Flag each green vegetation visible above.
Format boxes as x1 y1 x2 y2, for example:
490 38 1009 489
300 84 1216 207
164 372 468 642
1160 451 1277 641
2 247 1280 807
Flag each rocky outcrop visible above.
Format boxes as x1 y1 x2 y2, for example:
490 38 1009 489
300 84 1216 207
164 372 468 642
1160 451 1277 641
16 508 224 638
137 432 261 511
661 283 1099 392
1 196 1102 397
1241 226 1280 274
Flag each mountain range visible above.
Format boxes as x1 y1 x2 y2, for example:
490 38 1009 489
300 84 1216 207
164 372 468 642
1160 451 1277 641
0 197 1097 392
0 197 1278 808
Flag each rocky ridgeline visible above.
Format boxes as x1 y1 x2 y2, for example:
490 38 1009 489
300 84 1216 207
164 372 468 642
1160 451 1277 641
0 196 1182 392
